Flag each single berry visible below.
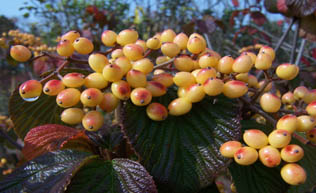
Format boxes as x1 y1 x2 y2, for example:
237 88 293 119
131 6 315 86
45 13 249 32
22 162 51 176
152 73 174 87
203 78 224 96
281 144 304 163
258 146 281 167
10 45 32 62
198 53 219 68
116 29 138 46
126 69 147 88
232 54 253 73
174 55 194 72
161 42 180 58
111 80 131 100
217 56 234 74
146 81 167 97
99 93 119 113
146 103 168 121
82 111 104 131
268 129 291 148
57 39 75 57
130 88 152 106
73 37 94 55
276 63 299 80
56 88 81 108
173 32 188 50
243 129 268 149
184 84 205 103
276 114 298 133
80 88 103 107
173 72 196 87
195 67 217 84
281 163 306 185
101 30 117 47
296 115 315 132
260 93 281 113
84 73 108 89
61 30 80 43
43 79 65 96
19 80 42 99
61 108 84 125
88 53 109 73
102 64 123 82
234 146 258 165
123 44 144 61
223 80 248 98
168 98 192 116
132 58 154 74
62 73 85 88
220 141 242 158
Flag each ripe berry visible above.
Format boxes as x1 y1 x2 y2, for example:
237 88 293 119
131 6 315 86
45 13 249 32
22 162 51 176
56 88 81 108
281 144 304 163
268 129 291 148
184 84 205 103
260 93 281 113
217 56 234 74
259 46 275 60
192 60 200 70
177 87 188 98
153 69 165 75
73 37 94 55
232 54 253 73
293 86 309 100
146 37 160 50
123 44 144 61
161 29 176 43
102 64 123 82
303 89 316 104
234 146 258 165
101 30 117 47
57 39 75 57
243 129 268 149
80 88 103 107
296 115 315 132
235 73 249 83
43 79 65 96
187 36 206 54
276 114 298 133
111 49 123 59
62 73 85 88
10 45 32 62
126 69 147 88
203 78 224 96
61 30 80 43
156 56 169 65
115 56 132 75
258 146 281 167
99 93 119 113
173 32 188 50
153 73 174 87
306 128 316 143
82 111 104 131
195 67 217 84
19 80 42 99
61 108 84 125
168 98 192 116
173 72 196 87
174 55 194 72
281 163 306 185
116 29 138 46
88 53 109 73
306 102 316 116
191 69 201 78
241 52 256 64
132 58 154 74
223 80 248 98
135 40 147 52
84 73 108 89
220 141 242 158
255 52 272 70
198 53 219 68
146 103 168 121
258 80 272 92
247 75 259 88
276 63 299 80
161 42 180 58
146 81 167 97
282 92 295 104
111 80 131 100
130 88 152 106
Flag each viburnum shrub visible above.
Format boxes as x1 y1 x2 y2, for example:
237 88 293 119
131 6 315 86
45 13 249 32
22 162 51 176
1 28 316 193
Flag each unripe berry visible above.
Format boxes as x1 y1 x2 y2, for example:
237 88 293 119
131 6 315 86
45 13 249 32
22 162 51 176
61 108 84 125
10 45 32 62
111 49 123 59
116 29 138 46
132 58 154 74
232 54 253 73
43 79 65 96
276 63 299 80
19 80 42 99
276 114 298 133
235 73 249 83
123 44 144 61
115 56 132 75
187 36 206 54
82 111 104 131
146 81 167 97
220 141 242 158
281 144 304 163
258 146 281 167
173 32 188 50
62 73 85 88
88 53 109 73
198 53 219 68
84 73 108 89
146 37 160 50
306 128 316 143
282 92 295 104
296 115 316 132
281 163 306 185
161 42 180 58
260 93 281 113
247 75 259 88
177 87 188 98
56 88 81 108
294 86 309 100
173 72 196 87
111 80 131 100
223 80 248 98
80 88 103 107
130 88 152 106
156 56 169 65
153 73 174 87
101 30 117 47
174 55 194 72
258 80 272 92
255 52 272 70
168 98 192 116
234 146 258 165
161 29 176 43
259 46 275 60
241 52 256 64
146 103 168 121
99 93 119 113
102 64 123 82
73 37 94 55
57 39 75 57
217 56 234 74
126 69 147 88
196 67 217 84
135 40 147 52
243 129 268 149
203 78 224 96
61 30 80 43
185 84 205 103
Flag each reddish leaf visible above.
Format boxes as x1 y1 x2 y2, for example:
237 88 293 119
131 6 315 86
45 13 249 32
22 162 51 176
242 8 250 15
277 0 289 14
61 131 96 153
230 10 240 25
301 56 311 66
250 11 267 26
311 48 316 59
232 0 239 7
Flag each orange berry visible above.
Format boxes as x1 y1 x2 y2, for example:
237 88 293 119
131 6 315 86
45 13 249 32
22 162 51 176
126 69 147 88
258 146 281 167
130 88 152 106
82 111 104 131
220 141 242 158
19 80 42 99
99 93 119 113
62 73 85 88
123 44 144 61
146 81 167 97
57 39 74 57
10 45 32 62
223 80 248 98
111 80 131 100
281 144 304 163
43 79 65 96
146 103 168 121
234 146 258 165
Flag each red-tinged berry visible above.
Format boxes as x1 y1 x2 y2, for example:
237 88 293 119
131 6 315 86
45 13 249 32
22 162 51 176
173 32 188 50
276 114 298 133
282 91 295 104
152 73 174 87
115 56 132 75
223 80 248 98
101 30 117 47
146 103 168 121
281 164 306 185
88 53 109 73
276 63 299 80
306 102 316 116
196 67 217 84
73 37 94 55
303 89 316 104
43 79 65 96
99 93 119 113
161 42 180 58
255 52 272 70
184 84 205 103
61 30 80 43
19 80 42 99
220 141 242 158
168 97 192 116
260 93 281 113
198 53 219 68
241 52 256 64
234 146 258 165
247 75 259 88
135 40 147 52
111 80 131 100
57 39 75 57
174 55 194 72
80 88 103 107
306 128 316 143
111 49 123 59
203 78 224 96
61 108 84 125
232 54 253 73
82 111 104 131
243 129 268 149
146 81 167 97
187 36 206 54
10 45 32 62
56 88 81 108
296 115 315 132
281 144 304 162
268 129 291 148
259 146 281 167
294 86 309 100
259 46 275 60
123 44 144 61
146 37 161 50
217 56 234 74
62 73 85 88
130 88 152 106
126 69 147 88
116 29 138 46
133 58 154 74
102 64 123 82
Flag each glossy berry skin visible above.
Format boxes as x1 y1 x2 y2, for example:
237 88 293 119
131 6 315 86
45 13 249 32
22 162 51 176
123 44 144 61
276 114 298 133
84 73 108 89
220 141 242 158
56 88 81 108
115 56 132 75
152 73 173 87
161 29 176 43
61 30 80 43
111 80 131 100
111 49 124 59
116 29 138 46
88 53 109 73
101 30 117 47
146 81 167 97
234 146 258 166
235 73 249 83
126 69 147 88
61 108 84 125
296 115 315 132
306 102 316 116
259 46 275 60
255 52 272 70
10 45 32 62
258 80 272 92
82 111 104 131
232 54 253 73
306 128 316 143
130 88 152 106
268 129 291 148
153 69 165 75
43 79 65 96
132 58 154 74
247 75 259 88
80 88 103 107
174 55 194 72
281 144 304 163
203 78 224 96
99 93 119 113
73 37 94 55
217 56 234 74
243 129 268 149
196 67 217 84
146 103 168 121
135 40 147 52
173 72 196 87
281 164 306 185
187 36 206 54
223 80 248 98
173 32 188 50
198 53 219 68
19 80 42 99
155 56 169 65
185 84 205 103
282 92 295 104
57 39 75 57
177 87 188 98
242 52 256 64
303 89 316 104
293 86 309 100
102 64 123 82
260 93 281 113
258 146 281 167
168 98 192 116
276 63 299 80
161 42 180 58
62 73 85 88
146 37 160 50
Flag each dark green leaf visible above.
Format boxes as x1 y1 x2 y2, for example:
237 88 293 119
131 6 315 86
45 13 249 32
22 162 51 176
66 158 157 193
0 149 94 193
119 89 241 193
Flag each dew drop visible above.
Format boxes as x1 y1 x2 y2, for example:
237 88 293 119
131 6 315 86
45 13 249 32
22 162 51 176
22 96 39 102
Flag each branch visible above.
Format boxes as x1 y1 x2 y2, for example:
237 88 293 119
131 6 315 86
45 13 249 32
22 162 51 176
40 60 70 83
292 132 316 147
295 39 306 66
290 19 300 64
100 44 121 56
144 49 152 58
153 58 175 70
0 124 22 150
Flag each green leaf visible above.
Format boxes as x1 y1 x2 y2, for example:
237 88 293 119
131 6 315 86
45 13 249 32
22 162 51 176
119 89 241 193
66 158 157 193
0 149 94 193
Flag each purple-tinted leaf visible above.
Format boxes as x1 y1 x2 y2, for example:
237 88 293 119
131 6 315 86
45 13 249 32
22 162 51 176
250 11 267 26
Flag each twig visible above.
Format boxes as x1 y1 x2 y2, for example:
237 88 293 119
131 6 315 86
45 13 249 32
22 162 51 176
100 45 120 56
292 132 316 147
0 124 22 150
203 33 213 50
68 57 88 64
251 78 271 103
274 18 296 52
153 58 175 70
40 60 70 83
290 19 300 64
144 49 152 58
295 39 306 66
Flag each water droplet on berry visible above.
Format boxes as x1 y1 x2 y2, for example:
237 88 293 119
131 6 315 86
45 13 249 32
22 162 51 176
22 96 39 102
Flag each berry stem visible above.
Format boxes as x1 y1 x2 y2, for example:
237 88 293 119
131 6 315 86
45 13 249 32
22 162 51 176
0 124 22 150
153 58 175 70
295 39 306 66
143 49 152 58
290 19 300 64
100 44 121 56
40 60 70 83
292 132 316 147
251 79 271 103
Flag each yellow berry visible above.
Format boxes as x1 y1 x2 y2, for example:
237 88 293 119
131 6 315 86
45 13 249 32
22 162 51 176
276 63 299 80
116 29 138 46
82 111 104 131
173 32 188 50
281 163 306 185
62 73 85 88
132 58 154 74
203 78 224 96
184 84 205 103
84 73 108 89
88 53 108 73
268 129 291 148
10 45 32 62
111 49 124 59
174 55 194 72
223 80 248 98
234 146 258 165
243 129 268 149
43 79 65 96
102 64 123 82
111 80 131 100
232 54 253 73
294 86 309 100
255 52 272 70
198 53 219 68
135 40 147 52
56 88 81 108
306 128 316 143
260 93 281 113
220 141 242 158
80 88 103 107
187 36 206 54
61 30 80 43
173 72 196 87
217 56 234 74
235 73 249 83
259 46 275 60
123 44 144 61
146 103 168 121
281 144 304 163
161 42 180 58
73 37 94 55
146 37 160 50
276 114 298 133
146 81 167 97
61 108 84 125
282 92 295 104
161 29 176 43
130 88 152 106
296 115 315 132
99 93 119 113
115 56 132 75
101 30 117 47
195 67 217 84
177 87 188 98
258 146 281 167
153 73 174 87
168 98 192 116
126 69 147 88
57 39 75 57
